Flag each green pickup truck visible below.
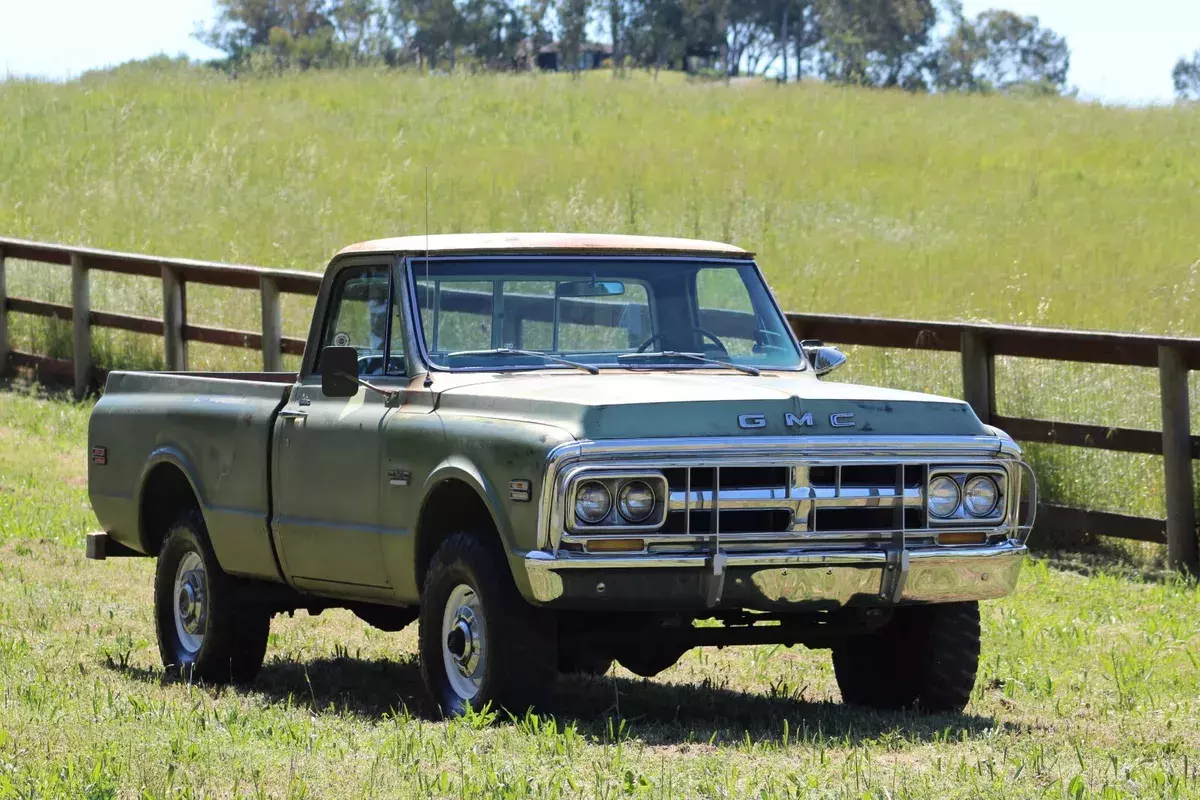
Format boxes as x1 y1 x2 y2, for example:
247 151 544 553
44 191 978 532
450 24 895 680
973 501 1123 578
87 233 1035 716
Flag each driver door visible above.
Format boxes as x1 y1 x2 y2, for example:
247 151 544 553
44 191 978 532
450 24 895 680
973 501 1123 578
272 262 399 595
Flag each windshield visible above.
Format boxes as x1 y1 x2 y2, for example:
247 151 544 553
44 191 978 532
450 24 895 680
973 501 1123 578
411 257 804 372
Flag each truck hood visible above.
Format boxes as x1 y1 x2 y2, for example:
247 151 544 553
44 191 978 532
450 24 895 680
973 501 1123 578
432 370 986 440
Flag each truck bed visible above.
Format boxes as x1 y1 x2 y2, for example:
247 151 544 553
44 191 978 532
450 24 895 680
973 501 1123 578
88 371 293 581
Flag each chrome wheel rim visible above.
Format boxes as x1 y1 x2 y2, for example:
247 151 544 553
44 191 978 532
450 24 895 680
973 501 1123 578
441 584 486 702
173 551 207 654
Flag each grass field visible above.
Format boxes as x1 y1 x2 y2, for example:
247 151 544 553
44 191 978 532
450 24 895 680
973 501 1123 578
2 68 1199 337
1 383 1199 798
1 67 1198 528
1 67 1199 797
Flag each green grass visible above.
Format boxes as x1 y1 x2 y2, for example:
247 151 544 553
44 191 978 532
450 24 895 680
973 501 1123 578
2 383 1199 798
1 69 1199 798
1 68 1197 530
2 68 1198 334
1 66 1197 331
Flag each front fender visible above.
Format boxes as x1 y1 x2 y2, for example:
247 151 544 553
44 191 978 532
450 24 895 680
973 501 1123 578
406 415 576 603
422 458 511 550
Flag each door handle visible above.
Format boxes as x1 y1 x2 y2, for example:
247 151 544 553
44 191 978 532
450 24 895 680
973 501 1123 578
279 409 308 420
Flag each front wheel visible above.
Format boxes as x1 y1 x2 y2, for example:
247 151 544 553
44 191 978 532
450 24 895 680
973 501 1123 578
154 511 271 684
419 532 557 716
832 601 980 713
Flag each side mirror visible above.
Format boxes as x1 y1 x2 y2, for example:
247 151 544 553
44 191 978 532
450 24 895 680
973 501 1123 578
320 346 360 397
800 340 847 377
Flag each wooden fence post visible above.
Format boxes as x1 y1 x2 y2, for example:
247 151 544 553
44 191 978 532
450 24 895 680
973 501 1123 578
961 330 994 425
0 247 8 376
71 254 91 399
259 275 282 372
161 264 187 371
1159 345 1198 574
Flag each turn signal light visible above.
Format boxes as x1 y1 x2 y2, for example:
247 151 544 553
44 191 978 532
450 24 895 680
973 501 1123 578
584 538 645 553
937 531 987 546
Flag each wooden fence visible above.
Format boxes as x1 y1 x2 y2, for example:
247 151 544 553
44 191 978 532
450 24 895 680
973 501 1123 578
1 235 1197 571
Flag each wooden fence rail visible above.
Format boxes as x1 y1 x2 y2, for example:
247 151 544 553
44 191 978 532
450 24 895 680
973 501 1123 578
1 235 1197 571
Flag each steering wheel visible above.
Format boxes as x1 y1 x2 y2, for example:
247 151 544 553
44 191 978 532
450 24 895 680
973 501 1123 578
635 327 729 355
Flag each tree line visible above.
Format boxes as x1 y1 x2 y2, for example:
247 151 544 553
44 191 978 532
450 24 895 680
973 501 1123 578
1174 49 1200 100
198 0 1071 94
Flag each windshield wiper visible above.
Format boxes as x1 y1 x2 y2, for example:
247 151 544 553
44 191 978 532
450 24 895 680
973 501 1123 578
446 347 600 375
617 351 760 376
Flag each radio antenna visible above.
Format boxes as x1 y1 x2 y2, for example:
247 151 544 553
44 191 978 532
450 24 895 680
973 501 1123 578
423 167 434 388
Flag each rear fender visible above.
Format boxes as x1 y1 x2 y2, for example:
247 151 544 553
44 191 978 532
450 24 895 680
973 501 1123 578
136 446 207 554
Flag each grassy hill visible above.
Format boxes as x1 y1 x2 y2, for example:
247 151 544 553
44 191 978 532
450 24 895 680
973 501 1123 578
1 67 1198 520
1 68 1200 797
3 67 1198 333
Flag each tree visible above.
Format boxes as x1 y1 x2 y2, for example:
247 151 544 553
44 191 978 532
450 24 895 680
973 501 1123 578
620 0 732 74
608 0 628 73
330 0 393 63
933 3 1069 94
198 0 338 67
677 0 731 71
813 0 936 89
725 5 772 76
625 0 685 73
1173 49 1200 101
521 0 555 52
766 0 818 80
457 0 527 69
556 0 592 73
391 0 464 68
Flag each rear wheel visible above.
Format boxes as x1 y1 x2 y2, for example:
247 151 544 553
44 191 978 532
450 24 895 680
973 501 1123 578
832 601 980 713
419 532 557 716
154 510 271 684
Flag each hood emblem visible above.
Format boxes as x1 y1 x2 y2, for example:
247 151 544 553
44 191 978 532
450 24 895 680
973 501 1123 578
737 412 856 430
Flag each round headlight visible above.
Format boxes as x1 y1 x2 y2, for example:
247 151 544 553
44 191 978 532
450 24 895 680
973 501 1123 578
574 481 612 524
963 475 1000 517
617 480 656 523
928 475 961 519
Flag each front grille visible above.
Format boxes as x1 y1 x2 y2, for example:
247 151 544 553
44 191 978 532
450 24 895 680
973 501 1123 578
810 465 925 488
661 466 789 491
664 463 927 542
661 509 792 535
816 507 925 532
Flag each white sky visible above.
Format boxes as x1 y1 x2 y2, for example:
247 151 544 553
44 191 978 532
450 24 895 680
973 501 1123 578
1 0 1197 104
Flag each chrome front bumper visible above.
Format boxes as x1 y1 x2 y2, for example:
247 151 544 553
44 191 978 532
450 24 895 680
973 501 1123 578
522 540 1027 607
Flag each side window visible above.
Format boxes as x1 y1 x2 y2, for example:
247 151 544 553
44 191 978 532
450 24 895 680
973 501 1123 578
320 265 391 376
695 268 757 357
